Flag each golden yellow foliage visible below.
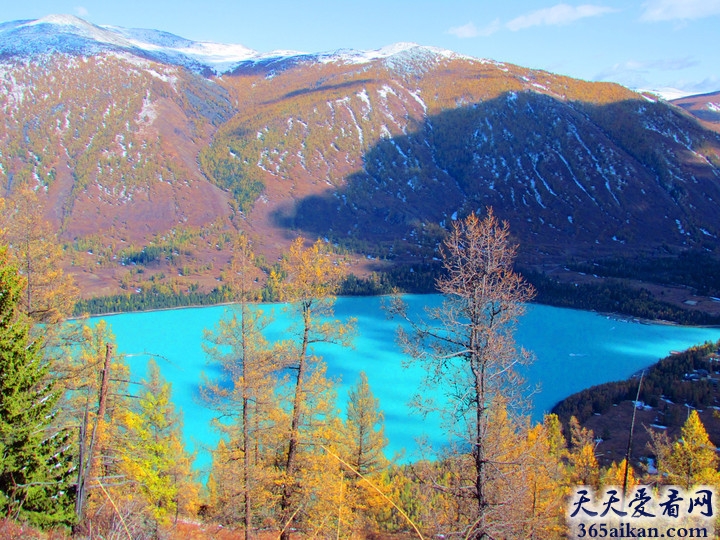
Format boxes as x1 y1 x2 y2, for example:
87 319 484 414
650 410 720 490
1 187 78 324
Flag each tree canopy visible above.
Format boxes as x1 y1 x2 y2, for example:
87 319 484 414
0 246 76 528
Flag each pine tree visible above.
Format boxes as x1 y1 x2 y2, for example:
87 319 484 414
0 246 76 528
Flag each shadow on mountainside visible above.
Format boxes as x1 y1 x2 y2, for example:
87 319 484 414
271 91 720 265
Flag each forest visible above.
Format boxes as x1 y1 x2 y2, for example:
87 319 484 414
73 258 720 326
1 201 719 539
553 342 720 424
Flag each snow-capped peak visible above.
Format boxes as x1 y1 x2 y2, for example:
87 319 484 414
0 15 484 75
106 25 261 73
20 14 135 49
0 14 264 73
315 42 476 65
25 14 88 27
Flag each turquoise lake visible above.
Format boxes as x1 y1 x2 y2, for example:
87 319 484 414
89 295 720 474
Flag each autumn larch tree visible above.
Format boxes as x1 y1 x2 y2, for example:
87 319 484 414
389 209 535 539
275 237 355 539
328 371 391 535
203 233 277 538
567 416 600 489
0 188 78 325
518 414 570 539
650 409 720 489
342 371 388 477
118 359 199 530
49 316 151 538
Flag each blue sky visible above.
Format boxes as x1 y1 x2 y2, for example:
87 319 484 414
4 0 720 96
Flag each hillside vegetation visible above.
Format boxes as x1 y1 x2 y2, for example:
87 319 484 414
4 214 719 539
0 36 719 323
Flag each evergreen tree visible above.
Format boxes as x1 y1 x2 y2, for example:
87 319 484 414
0 246 75 528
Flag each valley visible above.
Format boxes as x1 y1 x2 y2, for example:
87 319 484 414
1 13 720 538
1 16 720 324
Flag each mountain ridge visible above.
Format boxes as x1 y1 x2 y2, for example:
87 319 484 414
1 15 719 315
0 15 479 76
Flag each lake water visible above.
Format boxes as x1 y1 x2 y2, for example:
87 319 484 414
89 295 720 473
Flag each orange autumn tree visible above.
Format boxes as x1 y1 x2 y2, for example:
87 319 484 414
389 209 538 539
117 359 199 528
567 416 601 489
58 321 135 533
203 233 279 537
0 188 77 325
650 410 720 489
331 371 392 535
519 415 570 539
274 237 356 539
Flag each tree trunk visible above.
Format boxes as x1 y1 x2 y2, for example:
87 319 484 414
75 343 113 524
280 303 310 540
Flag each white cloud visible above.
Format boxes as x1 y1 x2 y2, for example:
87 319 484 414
595 57 697 81
75 6 89 17
506 4 617 31
448 19 501 38
641 0 720 21
682 75 720 94
593 56 714 95
448 22 479 38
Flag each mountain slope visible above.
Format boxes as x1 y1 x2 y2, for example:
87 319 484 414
671 91 720 133
209 51 720 266
1 15 719 306
0 52 234 236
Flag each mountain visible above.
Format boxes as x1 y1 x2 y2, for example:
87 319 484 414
0 14 258 73
552 342 720 469
670 91 720 133
1 15 719 310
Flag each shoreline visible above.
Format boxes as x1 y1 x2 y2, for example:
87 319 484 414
72 294 720 329
69 300 239 321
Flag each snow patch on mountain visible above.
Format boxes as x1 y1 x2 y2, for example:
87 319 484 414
641 87 696 101
0 15 487 75
315 42 475 65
